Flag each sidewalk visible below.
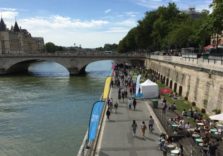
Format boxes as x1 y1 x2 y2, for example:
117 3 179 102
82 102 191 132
95 86 164 156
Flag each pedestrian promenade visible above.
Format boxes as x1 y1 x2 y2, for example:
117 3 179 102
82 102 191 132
95 86 164 156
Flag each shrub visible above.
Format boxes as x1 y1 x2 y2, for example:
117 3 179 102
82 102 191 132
201 108 206 114
192 102 196 107
212 109 221 114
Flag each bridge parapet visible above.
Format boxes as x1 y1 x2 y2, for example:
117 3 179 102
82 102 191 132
150 55 223 73
0 52 147 58
0 52 146 75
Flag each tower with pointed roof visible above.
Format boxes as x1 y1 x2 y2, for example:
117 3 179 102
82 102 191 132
0 18 44 54
0 18 7 31
13 21 20 32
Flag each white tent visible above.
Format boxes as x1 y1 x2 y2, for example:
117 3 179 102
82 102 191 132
209 113 223 121
140 79 159 99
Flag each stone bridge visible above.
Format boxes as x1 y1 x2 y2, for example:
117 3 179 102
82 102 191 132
0 52 146 75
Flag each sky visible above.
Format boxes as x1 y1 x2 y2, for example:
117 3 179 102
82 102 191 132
0 0 212 48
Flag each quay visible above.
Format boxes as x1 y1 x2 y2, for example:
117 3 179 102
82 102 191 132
78 54 223 156
94 83 165 156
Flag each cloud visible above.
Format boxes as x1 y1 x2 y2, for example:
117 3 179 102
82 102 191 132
1 8 137 48
0 8 18 19
135 0 212 11
20 15 109 30
105 9 112 14
125 11 139 17
16 15 127 48
117 19 137 27
106 27 129 33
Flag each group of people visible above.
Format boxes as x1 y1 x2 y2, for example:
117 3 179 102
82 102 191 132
162 96 221 156
131 116 155 138
128 97 137 110
106 98 119 120
158 133 184 156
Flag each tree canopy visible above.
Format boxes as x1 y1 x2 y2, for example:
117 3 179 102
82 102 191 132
118 3 211 53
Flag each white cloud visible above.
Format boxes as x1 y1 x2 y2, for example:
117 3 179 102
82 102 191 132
14 15 127 48
106 27 129 33
105 9 112 14
1 8 137 48
125 11 139 17
117 19 137 27
135 0 212 11
0 8 18 19
20 16 109 30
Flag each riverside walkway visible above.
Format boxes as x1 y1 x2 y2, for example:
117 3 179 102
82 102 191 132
95 86 165 156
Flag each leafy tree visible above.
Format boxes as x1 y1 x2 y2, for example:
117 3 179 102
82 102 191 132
117 2 212 53
209 0 223 47
45 42 57 53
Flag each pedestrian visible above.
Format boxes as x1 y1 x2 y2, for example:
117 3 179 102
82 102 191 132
129 87 133 95
121 91 125 102
162 141 168 156
159 133 166 150
131 120 137 136
133 98 137 110
106 108 111 120
208 140 218 156
111 80 113 88
118 91 121 102
148 116 154 133
162 102 167 114
114 101 118 113
179 144 184 156
141 121 147 139
128 97 132 109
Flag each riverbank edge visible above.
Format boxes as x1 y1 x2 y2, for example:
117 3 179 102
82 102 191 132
77 76 112 156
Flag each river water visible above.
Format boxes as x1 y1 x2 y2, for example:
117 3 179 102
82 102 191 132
0 60 112 156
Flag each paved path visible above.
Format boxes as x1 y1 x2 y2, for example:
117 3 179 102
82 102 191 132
95 87 164 156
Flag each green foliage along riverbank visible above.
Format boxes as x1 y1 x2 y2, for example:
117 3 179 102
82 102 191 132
118 3 213 53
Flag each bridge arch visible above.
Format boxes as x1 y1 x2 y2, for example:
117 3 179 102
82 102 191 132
6 59 41 74
78 58 145 75
5 59 69 75
0 53 146 75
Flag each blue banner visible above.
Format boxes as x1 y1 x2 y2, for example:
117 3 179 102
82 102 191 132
88 101 104 142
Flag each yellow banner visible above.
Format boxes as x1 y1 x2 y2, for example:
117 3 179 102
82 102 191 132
102 76 112 101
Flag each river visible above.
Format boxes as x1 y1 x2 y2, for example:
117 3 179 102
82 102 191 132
0 60 112 156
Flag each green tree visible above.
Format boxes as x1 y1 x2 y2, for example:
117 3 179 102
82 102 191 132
209 0 223 48
118 2 211 53
45 42 57 53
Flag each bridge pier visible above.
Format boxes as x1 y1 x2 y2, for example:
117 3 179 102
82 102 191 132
68 67 80 76
0 68 7 75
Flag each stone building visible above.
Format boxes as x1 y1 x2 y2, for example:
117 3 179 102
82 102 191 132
211 32 223 47
0 18 44 54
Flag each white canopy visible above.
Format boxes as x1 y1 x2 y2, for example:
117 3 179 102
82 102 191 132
209 113 223 121
140 79 159 99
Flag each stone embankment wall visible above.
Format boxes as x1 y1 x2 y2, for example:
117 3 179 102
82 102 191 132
145 56 223 114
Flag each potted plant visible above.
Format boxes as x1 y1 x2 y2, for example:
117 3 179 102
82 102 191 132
212 109 221 114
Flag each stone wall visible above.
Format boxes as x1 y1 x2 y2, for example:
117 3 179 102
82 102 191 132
145 58 223 114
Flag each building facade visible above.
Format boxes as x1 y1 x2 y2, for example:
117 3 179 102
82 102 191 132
211 32 223 46
0 18 44 54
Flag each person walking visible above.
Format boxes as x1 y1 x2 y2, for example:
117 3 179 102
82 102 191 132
162 141 168 156
114 101 118 113
148 116 154 133
128 97 132 110
141 121 147 139
133 98 137 110
121 91 125 102
131 120 138 136
208 140 218 156
106 108 111 120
